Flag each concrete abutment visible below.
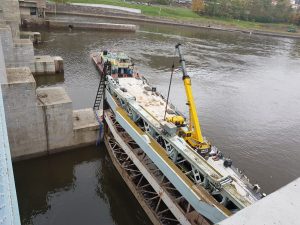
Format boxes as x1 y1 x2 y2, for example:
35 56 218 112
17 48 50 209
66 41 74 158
0 0 100 161
1 67 100 161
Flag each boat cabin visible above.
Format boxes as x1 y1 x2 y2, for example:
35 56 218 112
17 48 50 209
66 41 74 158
97 50 138 78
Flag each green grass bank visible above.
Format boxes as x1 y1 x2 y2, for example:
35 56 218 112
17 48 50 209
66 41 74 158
55 0 300 36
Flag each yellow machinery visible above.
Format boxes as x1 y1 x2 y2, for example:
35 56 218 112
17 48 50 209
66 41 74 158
166 115 185 126
173 44 211 152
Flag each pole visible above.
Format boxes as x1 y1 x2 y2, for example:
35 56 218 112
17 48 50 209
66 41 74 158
164 63 175 120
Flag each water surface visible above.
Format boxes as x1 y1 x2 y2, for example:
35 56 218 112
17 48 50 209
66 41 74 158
14 146 151 225
15 18 300 224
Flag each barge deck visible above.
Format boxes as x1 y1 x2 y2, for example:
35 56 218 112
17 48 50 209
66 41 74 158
91 48 263 224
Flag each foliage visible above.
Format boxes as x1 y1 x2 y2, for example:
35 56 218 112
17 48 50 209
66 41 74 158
273 0 293 22
192 0 204 12
67 0 200 18
203 0 293 23
64 0 300 29
290 13 300 25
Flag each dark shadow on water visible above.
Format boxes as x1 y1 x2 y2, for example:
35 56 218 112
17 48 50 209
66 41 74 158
13 145 152 225
33 72 65 87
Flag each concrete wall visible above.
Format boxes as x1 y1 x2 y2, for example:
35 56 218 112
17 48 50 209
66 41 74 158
0 36 7 83
13 39 35 68
36 87 74 150
48 20 136 32
0 25 14 63
19 7 30 17
34 55 55 74
0 0 21 37
1 67 99 160
0 75 21 225
46 3 144 17
0 0 98 161
0 25 34 69
73 108 100 147
1 67 47 158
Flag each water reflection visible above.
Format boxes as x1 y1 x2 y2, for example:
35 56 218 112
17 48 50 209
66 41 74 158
14 146 151 225
96 150 151 225
34 72 64 87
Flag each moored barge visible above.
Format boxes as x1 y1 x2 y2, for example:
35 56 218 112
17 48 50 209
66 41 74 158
91 45 264 225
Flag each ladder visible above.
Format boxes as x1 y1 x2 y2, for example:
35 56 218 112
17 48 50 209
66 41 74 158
93 74 106 110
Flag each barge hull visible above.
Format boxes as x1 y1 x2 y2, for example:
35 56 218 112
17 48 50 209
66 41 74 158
104 110 210 225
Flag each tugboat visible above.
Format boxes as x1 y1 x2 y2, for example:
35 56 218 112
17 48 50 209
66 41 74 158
91 50 139 78
91 45 264 225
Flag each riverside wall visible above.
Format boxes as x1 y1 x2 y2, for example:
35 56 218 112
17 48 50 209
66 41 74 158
46 2 144 18
47 20 136 31
45 3 300 40
0 50 100 161
0 0 21 37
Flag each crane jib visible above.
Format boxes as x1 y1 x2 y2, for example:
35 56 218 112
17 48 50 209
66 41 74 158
175 44 210 151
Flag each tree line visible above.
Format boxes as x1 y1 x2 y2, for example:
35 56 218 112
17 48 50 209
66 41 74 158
192 0 300 24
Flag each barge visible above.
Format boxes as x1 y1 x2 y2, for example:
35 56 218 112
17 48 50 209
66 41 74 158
91 44 264 225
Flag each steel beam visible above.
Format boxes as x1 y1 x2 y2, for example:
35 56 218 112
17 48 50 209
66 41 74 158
105 91 228 223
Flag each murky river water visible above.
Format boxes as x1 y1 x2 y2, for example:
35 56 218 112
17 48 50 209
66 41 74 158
14 16 300 224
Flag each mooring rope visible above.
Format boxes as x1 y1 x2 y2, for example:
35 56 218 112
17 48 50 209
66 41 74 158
94 110 103 146
163 48 177 120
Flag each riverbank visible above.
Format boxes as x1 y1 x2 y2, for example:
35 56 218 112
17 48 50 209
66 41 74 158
47 1 300 39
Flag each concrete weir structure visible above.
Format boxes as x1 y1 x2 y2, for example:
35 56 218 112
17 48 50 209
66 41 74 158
47 20 137 32
34 55 64 74
0 0 100 160
1 68 99 159
0 22 63 74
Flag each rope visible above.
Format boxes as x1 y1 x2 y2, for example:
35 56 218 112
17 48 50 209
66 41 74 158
164 48 177 120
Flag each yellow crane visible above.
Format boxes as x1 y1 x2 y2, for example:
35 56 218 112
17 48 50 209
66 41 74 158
167 44 211 153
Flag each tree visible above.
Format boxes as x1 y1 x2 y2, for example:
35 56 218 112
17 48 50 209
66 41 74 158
192 0 205 13
247 0 273 22
273 0 292 22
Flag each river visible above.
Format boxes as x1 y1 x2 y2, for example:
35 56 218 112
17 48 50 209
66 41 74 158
14 17 300 225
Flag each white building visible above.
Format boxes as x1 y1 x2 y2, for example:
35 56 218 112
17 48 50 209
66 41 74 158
290 0 300 9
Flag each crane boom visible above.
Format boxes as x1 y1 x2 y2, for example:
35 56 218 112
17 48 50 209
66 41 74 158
175 43 210 151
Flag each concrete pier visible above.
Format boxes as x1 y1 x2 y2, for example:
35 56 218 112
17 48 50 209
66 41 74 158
73 108 101 147
0 23 63 74
47 20 137 32
1 67 47 158
0 0 99 161
0 24 34 69
0 0 21 37
34 55 64 74
0 40 20 224
1 67 100 160
20 31 42 44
